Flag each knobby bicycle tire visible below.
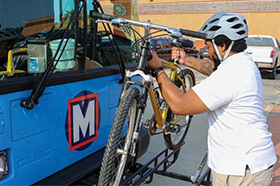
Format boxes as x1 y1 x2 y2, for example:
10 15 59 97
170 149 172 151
98 87 140 186
164 68 196 150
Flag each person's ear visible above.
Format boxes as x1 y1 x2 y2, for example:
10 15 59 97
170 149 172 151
220 43 227 52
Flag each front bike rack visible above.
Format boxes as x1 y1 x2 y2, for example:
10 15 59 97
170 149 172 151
121 142 212 186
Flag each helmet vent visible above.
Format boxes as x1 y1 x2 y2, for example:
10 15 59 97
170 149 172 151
209 26 221 31
201 25 208 31
243 19 247 25
209 18 219 24
232 24 243 29
227 17 239 22
237 30 246 35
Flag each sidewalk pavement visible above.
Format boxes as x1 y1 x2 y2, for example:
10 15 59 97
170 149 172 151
268 105 280 186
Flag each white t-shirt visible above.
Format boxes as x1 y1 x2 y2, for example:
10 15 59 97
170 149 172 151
193 52 277 176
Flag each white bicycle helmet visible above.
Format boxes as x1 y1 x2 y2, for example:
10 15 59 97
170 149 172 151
199 12 248 61
199 12 248 41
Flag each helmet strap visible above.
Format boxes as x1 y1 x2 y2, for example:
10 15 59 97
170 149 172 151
223 41 234 60
212 40 234 62
212 40 223 61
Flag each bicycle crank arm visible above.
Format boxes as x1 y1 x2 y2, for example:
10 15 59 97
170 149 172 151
164 116 193 135
164 123 183 134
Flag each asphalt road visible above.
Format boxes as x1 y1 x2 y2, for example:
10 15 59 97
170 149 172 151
137 69 280 186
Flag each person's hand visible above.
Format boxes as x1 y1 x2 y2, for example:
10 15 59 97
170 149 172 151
171 47 187 65
148 51 163 70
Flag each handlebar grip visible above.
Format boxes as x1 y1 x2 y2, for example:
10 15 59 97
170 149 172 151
90 12 118 21
180 28 207 40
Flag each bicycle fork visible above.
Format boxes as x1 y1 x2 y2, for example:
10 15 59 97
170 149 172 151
114 87 150 186
130 85 151 156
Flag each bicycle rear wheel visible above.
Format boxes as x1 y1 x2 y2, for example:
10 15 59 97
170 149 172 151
164 68 195 150
98 87 140 186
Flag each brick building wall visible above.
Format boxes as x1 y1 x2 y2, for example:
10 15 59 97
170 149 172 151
138 0 280 44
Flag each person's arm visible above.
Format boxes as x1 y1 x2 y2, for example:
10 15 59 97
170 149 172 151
172 47 214 76
148 52 210 115
182 56 214 76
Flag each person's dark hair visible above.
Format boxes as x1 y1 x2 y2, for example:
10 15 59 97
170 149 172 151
209 35 247 53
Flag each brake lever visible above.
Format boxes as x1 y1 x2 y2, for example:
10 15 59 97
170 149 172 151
171 39 180 64
174 56 179 63
171 39 182 48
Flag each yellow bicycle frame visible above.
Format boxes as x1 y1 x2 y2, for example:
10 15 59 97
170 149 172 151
148 59 187 130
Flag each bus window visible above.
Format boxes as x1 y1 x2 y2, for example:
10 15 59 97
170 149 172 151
87 0 140 69
0 0 80 80
0 0 139 81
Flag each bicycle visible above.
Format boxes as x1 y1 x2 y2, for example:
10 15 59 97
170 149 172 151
90 12 206 186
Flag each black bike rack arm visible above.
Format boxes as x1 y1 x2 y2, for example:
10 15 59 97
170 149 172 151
120 141 212 186
121 142 184 186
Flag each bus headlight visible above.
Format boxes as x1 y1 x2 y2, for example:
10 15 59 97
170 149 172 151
0 151 8 179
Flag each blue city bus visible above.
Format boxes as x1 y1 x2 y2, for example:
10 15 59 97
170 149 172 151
0 0 150 185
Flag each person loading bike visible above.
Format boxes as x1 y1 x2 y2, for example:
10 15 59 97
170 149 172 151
148 12 277 185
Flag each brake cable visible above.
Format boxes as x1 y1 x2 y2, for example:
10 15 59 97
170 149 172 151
93 0 126 79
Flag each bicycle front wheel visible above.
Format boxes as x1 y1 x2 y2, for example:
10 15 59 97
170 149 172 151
98 87 140 186
164 68 195 150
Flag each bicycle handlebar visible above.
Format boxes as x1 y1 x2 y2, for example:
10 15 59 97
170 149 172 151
91 12 118 21
90 12 207 40
180 28 206 40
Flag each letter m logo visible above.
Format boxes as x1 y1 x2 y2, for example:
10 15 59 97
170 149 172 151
68 93 99 151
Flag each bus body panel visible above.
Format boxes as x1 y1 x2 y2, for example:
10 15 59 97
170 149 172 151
0 74 122 185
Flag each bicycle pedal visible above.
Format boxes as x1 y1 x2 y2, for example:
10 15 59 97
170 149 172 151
164 123 181 134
